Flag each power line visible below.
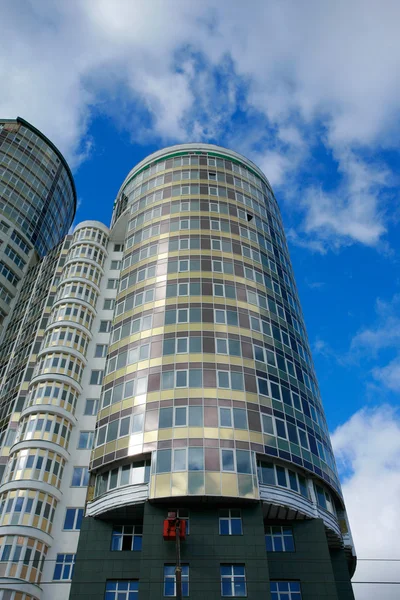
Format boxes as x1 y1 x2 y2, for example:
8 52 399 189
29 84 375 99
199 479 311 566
4 556 400 563
5 580 400 585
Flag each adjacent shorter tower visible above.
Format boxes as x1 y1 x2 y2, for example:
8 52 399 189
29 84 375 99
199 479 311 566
0 131 356 600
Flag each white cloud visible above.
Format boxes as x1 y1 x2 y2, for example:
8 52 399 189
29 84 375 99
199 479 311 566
350 295 400 390
372 359 400 392
289 149 390 250
1 0 399 244
332 406 400 599
352 295 400 353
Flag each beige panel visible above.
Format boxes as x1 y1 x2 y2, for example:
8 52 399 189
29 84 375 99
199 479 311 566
246 393 260 404
219 428 234 440
146 392 160 404
116 438 129 450
188 427 204 438
143 431 158 443
158 429 173 441
173 427 188 439
259 396 272 408
249 432 263 444
171 472 188 496
234 429 250 442
204 427 219 439
205 472 221 495
122 398 134 410
104 440 117 454
154 473 171 498
221 473 239 497
188 388 203 398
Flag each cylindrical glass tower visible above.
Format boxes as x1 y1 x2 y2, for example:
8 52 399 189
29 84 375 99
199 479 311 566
0 117 76 335
87 144 355 574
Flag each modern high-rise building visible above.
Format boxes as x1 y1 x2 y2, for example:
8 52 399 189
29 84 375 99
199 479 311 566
0 120 356 600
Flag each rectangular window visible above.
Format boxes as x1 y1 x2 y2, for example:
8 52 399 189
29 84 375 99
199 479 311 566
164 564 189 597
103 298 115 310
11 230 30 254
315 484 328 510
177 309 188 323
95 344 107 358
220 407 232 427
270 581 302 599
261 414 274 435
99 320 111 333
105 581 139 600
176 338 188 354
84 398 99 415
71 467 90 487
110 260 121 270
219 510 242 535
111 525 143 551
265 526 295 552
78 431 94 449
221 565 246 597
63 508 84 531
221 449 235 472
0 260 19 286
0 220 9 234
167 509 190 534
90 370 104 385
53 553 75 580
215 309 226 324
107 279 118 289
5 245 25 269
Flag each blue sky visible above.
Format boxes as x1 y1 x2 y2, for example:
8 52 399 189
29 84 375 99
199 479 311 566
2 1 400 597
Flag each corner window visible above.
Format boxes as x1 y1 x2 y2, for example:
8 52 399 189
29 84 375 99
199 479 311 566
78 431 94 449
71 467 90 487
270 581 302 599
95 344 107 358
99 320 111 333
90 370 104 385
53 554 75 580
103 298 115 310
265 526 295 552
63 508 83 531
84 398 99 415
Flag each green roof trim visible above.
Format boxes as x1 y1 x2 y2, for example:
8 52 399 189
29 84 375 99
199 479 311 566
120 150 272 198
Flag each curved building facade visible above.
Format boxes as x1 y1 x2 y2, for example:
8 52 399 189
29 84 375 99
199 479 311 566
0 118 76 336
0 135 356 600
75 144 355 600
0 118 76 257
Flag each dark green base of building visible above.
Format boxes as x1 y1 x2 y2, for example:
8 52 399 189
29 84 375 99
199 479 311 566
69 500 355 600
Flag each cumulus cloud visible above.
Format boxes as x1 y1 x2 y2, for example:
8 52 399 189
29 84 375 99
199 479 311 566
332 406 400 599
1 0 399 245
351 295 400 390
296 150 390 249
